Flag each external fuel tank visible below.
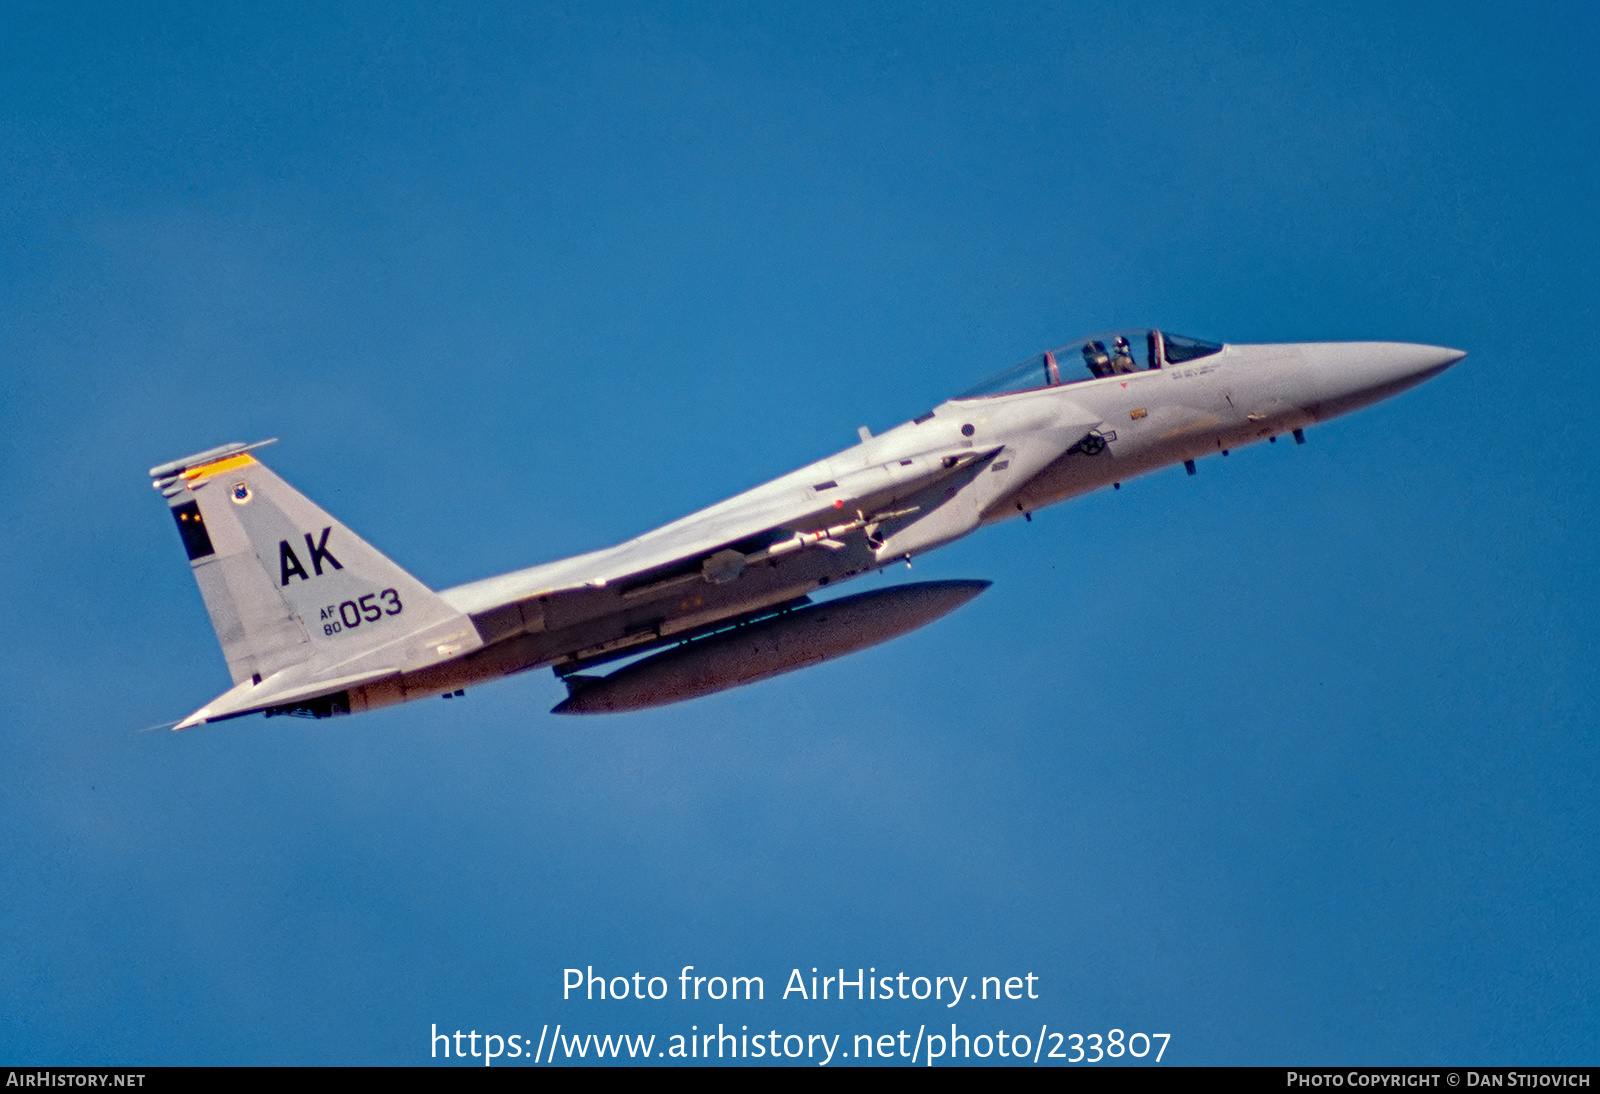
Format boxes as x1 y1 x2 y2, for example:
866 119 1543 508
551 580 990 714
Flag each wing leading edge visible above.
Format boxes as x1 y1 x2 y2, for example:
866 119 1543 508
440 396 1102 640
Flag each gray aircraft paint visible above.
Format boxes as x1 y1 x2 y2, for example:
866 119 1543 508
149 336 1464 726
550 580 991 714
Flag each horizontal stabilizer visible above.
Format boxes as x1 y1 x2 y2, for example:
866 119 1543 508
150 439 278 483
175 665 401 729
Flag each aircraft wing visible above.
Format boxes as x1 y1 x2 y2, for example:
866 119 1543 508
158 420 1014 727
442 431 997 632
441 397 1103 647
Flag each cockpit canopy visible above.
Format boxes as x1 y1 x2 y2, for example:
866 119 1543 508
958 329 1222 399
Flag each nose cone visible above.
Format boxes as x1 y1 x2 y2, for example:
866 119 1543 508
1302 342 1465 421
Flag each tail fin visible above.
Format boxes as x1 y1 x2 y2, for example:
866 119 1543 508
150 442 481 693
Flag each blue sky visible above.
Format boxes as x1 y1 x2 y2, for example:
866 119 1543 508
1 0 1595 1065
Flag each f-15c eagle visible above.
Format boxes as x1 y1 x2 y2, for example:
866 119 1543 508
150 330 1462 726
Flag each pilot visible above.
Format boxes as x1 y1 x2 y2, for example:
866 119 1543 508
1111 336 1137 374
1082 341 1112 378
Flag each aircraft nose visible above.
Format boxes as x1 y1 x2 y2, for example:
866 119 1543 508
1416 344 1467 374
1353 342 1465 383
1302 342 1465 421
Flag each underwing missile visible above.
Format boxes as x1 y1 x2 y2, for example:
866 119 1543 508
550 579 991 714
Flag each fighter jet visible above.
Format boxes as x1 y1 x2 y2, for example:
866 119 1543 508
149 330 1462 726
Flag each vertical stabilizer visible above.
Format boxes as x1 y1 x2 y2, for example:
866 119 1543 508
150 442 482 687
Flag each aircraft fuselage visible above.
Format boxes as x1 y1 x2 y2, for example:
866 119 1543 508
152 335 1463 725
346 340 1462 715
